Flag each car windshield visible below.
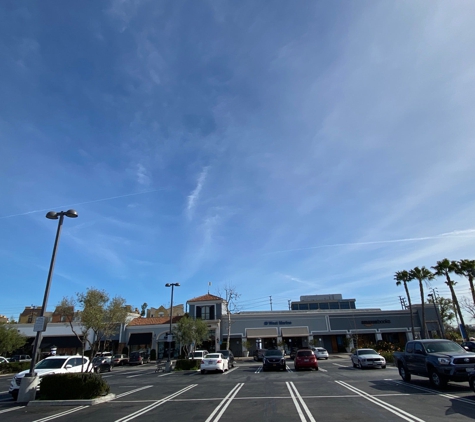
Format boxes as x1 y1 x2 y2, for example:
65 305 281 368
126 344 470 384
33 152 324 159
35 358 67 369
206 354 221 359
358 349 378 355
424 342 465 354
265 350 283 357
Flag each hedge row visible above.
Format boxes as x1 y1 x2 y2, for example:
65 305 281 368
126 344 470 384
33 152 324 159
0 362 30 374
40 373 110 400
174 359 200 371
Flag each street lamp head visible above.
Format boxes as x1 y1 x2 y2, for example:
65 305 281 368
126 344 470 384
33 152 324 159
165 283 180 287
65 209 78 218
175 283 181 287
165 283 171 287
46 211 59 220
46 210 78 219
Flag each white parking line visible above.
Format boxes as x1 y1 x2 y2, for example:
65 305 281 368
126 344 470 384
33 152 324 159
0 406 25 414
318 367 327 372
222 367 238 375
335 380 425 422
391 380 475 406
114 384 197 422
32 406 89 422
205 383 244 422
286 382 316 422
332 363 348 367
115 385 153 399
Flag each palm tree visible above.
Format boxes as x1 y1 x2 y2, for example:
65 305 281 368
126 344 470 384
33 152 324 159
409 267 434 339
432 259 468 341
394 270 415 338
455 259 475 306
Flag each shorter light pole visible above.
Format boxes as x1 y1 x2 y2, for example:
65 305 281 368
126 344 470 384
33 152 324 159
18 209 78 403
165 283 180 372
428 292 445 338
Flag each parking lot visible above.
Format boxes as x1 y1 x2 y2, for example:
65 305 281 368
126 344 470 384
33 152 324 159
1 356 475 422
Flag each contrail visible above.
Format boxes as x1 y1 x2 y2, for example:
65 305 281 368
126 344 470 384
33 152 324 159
0 189 166 219
263 229 475 255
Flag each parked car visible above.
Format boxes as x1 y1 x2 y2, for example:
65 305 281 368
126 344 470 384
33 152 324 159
92 356 112 373
9 355 91 400
253 349 267 361
312 347 329 360
393 339 475 388
112 354 129 366
10 355 32 363
200 353 229 374
95 351 113 358
189 350 209 360
262 349 286 371
0 356 8 365
294 349 319 371
461 341 475 352
129 351 150 365
216 350 235 368
351 349 386 369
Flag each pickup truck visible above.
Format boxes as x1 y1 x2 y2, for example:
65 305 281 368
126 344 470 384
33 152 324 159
393 339 475 388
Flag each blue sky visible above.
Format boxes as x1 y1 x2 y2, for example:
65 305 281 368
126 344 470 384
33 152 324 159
1 1 475 320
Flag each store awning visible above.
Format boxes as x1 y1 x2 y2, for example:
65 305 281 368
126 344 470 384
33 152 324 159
128 332 152 346
281 327 309 337
40 336 82 349
246 328 278 338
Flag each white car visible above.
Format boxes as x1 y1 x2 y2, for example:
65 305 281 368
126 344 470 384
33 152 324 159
189 350 209 360
200 353 229 374
9 355 91 400
351 348 386 369
312 347 329 360
0 356 9 365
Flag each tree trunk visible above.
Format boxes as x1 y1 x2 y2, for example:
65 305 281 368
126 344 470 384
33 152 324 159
226 312 231 350
419 280 427 339
446 278 468 341
404 282 416 338
469 275 475 306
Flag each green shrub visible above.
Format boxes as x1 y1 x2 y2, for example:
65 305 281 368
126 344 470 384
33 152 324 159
0 361 30 374
39 373 110 400
150 349 156 361
378 351 394 363
174 359 200 371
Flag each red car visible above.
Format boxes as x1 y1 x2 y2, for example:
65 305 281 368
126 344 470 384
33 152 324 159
294 349 318 371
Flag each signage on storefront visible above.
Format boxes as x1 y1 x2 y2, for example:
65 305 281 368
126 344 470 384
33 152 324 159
264 321 292 326
361 319 391 326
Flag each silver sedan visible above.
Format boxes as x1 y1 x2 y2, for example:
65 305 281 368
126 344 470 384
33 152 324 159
351 348 386 369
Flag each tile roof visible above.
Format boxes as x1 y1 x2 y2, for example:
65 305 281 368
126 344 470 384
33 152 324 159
187 293 224 302
128 315 183 326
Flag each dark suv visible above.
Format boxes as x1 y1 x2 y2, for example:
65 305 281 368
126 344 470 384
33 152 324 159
253 349 267 361
129 351 150 365
216 350 235 368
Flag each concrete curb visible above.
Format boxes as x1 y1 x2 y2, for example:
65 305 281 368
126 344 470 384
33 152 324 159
27 393 116 406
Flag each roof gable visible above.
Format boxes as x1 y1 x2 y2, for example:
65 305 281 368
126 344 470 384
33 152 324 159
188 293 224 303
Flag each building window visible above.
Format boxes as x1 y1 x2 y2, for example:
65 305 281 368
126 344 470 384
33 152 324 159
309 303 318 310
27 315 33 323
319 303 329 309
291 304 298 310
340 302 350 309
298 304 309 310
197 306 215 320
329 302 339 309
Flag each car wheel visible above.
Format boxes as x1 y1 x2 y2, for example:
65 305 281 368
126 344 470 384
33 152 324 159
352 361 357 368
109 366 112 372
201 370 205 374
429 369 448 389
357 360 364 369
469 377 475 393
315 366 319 371
382 365 386 369
398 364 411 382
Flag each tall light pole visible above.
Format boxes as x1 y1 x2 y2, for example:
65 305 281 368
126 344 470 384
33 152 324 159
428 289 445 338
165 283 180 372
18 209 78 403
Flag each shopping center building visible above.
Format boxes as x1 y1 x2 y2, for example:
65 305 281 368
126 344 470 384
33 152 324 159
11 293 442 358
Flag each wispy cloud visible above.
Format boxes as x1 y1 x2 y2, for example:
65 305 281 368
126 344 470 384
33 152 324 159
136 163 150 185
263 229 475 255
186 167 209 220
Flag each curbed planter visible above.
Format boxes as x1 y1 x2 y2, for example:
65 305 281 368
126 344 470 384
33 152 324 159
28 393 116 406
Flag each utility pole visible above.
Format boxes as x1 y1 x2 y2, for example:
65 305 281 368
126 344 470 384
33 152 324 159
398 296 405 310
269 296 273 311
430 288 446 338
288 300 291 311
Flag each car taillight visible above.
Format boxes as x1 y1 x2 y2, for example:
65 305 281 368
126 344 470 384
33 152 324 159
217 359 222 363
201 360 205 364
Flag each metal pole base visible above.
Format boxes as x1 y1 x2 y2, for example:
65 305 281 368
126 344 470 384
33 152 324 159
165 361 172 373
18 374 40 403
